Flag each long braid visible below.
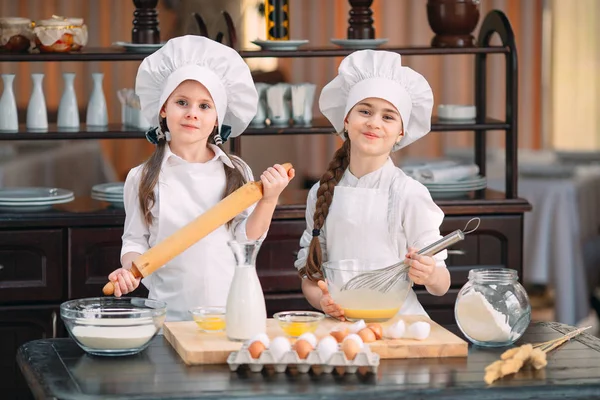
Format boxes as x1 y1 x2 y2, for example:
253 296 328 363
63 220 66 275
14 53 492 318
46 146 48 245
303 138 351 281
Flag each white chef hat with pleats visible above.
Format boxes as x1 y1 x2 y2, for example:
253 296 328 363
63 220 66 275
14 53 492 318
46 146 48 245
319 50 434 151
135 35 258 141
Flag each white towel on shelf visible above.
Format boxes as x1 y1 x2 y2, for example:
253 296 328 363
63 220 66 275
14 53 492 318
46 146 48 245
402 160 458 178
417 164 480 183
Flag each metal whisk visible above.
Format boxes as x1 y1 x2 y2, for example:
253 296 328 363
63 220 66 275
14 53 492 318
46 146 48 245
339 218 480 293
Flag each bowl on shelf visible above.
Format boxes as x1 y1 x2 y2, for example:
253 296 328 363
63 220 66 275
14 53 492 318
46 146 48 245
60 297 166 356
322 259 412 322
273 311 325 337
189 306 226 333
437 104 476 121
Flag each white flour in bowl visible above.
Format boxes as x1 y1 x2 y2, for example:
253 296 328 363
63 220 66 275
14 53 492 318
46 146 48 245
71 319 157 349
455 291 512 342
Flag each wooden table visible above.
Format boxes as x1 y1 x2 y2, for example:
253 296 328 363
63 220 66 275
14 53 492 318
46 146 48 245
16 322 600 399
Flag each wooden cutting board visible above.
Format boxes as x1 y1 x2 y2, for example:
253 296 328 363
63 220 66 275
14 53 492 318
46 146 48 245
163 315 468 365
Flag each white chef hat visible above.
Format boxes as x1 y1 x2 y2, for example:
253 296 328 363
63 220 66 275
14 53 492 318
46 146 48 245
319 50 434 151
135 35 258 141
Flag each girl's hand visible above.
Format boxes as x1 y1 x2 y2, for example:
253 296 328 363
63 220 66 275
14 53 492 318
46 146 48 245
406 246 437 286
318 280 345 321
108 268 141 297
260 164 295 202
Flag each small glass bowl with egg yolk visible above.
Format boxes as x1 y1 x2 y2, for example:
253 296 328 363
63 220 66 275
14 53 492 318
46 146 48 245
273 311 325 338
189 306 226 333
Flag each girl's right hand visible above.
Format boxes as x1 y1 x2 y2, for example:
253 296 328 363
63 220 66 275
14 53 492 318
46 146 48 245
108 268 141 297
318 280 345 321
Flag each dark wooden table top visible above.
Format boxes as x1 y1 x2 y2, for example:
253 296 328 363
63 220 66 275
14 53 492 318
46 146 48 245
17 322 600 400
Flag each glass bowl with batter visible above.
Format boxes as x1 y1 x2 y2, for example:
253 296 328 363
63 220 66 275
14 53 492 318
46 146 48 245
322 259 412 322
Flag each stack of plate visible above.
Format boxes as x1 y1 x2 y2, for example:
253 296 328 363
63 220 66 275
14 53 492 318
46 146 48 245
424 175 487 199
92 183 124 208
0 187 74 212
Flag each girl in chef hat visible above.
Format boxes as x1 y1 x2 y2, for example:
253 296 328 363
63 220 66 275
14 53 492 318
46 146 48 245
108 35 294 321
295 50 449 320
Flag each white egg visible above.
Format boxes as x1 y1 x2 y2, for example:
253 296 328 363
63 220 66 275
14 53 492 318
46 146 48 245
316 335 338 363
384 320 406 339
269 336 292 362
247 333 270 348
343 333 364 348
406 321 431 340
349 319 366 334
297 332 317 348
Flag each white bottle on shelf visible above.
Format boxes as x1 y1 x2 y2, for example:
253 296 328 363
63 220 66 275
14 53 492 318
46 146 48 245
0 73 18 133
57 72 79 130
26 73 48 132
86 72 108 127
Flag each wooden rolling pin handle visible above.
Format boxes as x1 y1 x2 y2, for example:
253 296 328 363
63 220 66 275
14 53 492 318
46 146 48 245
102 264 143 296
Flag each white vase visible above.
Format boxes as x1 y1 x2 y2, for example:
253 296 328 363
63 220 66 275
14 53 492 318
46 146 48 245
26 73 48 131
86 73 108 127
57 72 79 130
0 74 18 133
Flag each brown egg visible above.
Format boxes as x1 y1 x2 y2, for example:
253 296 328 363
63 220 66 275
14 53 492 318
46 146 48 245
358 327 376 343
294 339 314 359
366 323 383 340
247 340 266 359
330 328 348 343
342 338 360 360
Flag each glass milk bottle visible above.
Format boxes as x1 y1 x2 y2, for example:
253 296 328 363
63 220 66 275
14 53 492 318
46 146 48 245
225 240 267 341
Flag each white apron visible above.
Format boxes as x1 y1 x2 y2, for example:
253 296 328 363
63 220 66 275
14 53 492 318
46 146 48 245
143 161 236 322
325 163 427 316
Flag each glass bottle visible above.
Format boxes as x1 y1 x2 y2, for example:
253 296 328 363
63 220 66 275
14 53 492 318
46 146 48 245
455 268 531 347
225 240 267 341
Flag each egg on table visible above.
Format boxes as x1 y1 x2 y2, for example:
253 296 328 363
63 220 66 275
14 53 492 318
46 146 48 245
269 336 292 362
342 333 364 360
316 335 339 363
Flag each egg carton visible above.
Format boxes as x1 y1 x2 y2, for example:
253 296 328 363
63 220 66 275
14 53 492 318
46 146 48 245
227 345 380 374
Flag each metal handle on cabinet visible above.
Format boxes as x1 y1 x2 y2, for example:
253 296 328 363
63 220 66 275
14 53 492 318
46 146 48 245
447 249 466 256
0 264 3 271
51 311 57 338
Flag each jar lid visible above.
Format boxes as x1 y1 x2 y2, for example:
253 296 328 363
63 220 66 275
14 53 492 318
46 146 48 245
0 17 32 27
36 16 84 27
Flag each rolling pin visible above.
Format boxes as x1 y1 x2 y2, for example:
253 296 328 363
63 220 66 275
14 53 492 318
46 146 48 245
103 163 294 296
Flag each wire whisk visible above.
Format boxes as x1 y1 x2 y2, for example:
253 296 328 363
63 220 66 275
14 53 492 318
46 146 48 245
339 218 481 292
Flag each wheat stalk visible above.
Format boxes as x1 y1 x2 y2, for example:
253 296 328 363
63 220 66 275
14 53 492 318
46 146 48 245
484 325 592 384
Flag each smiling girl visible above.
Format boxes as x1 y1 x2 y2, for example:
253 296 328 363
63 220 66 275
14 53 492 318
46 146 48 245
107 36 294 321
295 50 449 321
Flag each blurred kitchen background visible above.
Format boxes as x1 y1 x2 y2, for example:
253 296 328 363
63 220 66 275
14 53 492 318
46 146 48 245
1 0 599 333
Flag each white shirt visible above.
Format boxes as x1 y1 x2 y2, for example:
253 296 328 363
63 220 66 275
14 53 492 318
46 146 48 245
294 159 447 270
121 143 258 259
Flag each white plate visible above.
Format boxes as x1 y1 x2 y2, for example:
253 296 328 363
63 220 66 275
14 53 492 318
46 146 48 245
330 38 388 49
92 183 124 195
424 176 487 188
113 41 164 53
251 39 309 51
0 187 74 202
0 196 74 211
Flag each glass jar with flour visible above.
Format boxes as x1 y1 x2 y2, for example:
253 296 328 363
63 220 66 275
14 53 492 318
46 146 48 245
455 268 531 347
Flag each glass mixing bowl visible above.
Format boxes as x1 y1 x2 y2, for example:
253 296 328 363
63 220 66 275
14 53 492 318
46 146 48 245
322 259 412 322
273 311 325 337
60 297 167 356
455 268 531 347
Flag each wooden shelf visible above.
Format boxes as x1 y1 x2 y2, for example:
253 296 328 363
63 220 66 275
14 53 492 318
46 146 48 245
0 118 510 141
0 190 531 228
0 45 509 62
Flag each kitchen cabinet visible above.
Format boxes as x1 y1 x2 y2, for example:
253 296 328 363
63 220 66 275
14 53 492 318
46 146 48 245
0 305 63 400
0 5 530 399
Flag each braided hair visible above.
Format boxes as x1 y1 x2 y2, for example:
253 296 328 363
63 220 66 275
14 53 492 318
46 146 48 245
301 133 351 281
